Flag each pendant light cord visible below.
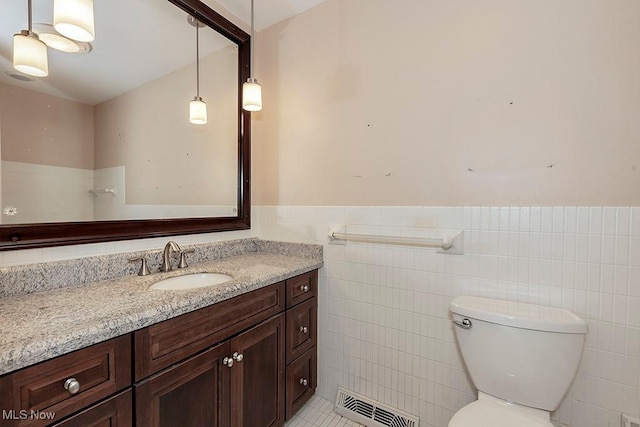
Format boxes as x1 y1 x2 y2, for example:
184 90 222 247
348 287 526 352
195 19 200 98
250 0 255 77
27 0 33 32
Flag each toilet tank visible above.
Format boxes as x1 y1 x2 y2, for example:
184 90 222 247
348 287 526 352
450 296 588 411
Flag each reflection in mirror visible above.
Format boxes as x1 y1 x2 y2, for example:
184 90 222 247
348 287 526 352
0 0 238 225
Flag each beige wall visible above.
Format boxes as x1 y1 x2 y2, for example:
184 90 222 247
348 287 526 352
0 82 94 170
253 0 640 207
94 45 238 206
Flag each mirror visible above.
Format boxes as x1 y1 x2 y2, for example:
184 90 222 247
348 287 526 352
0 0 251 250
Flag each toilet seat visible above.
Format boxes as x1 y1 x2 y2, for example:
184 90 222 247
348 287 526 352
448 393 553 427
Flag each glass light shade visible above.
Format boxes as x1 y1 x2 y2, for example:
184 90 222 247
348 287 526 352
13 31 48 77
243 78 262 112
39 33 80 53
54 0 95 42
190 97 207 125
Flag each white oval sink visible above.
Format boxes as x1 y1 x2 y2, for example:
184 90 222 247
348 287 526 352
150 273 233 290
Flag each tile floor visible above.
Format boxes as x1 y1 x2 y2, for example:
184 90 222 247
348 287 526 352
285 395 364 426
285 395 573 427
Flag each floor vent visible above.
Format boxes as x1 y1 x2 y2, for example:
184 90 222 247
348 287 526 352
335 388 419 427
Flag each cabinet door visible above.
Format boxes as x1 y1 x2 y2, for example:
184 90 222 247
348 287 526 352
286 298 317 363
230 314 285 427
52 389 132 427
135 342 230 427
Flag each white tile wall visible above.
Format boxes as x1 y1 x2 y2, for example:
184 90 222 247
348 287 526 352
1 161 94 224
93 166 236 220
255 206 640 427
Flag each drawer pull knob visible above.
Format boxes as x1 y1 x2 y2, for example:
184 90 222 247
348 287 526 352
300 284 310 292
64 378 80 395
299 326 309 334
223 357 234 368
299 378 308 386
233 352 244 362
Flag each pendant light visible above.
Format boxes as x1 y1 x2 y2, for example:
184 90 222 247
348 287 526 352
189 16 207 125
53 0 95 42
13 0 48 78
242 0 262 112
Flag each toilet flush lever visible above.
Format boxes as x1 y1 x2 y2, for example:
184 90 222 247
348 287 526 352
453 318 472 329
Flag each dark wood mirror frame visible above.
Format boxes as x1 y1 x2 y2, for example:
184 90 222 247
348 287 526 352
0 0 251 251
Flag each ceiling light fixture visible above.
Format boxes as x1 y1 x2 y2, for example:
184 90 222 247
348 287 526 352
54 0 95 42
33 23 93 54
5 71 35 82
189 16 207 125
13 0 48 77
242 0 262 112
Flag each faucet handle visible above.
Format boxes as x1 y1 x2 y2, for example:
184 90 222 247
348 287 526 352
178 249 195 269
129 257 151 276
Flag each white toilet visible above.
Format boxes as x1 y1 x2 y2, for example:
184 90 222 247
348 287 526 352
448 296 588 427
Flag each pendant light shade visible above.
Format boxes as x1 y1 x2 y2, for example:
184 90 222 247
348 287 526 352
54 0 95 42
242 0 262 112
33 24 93 54
190 97 207 125
242 78 262 112
14 0 48 78
13 30 48 77
38 32 80 53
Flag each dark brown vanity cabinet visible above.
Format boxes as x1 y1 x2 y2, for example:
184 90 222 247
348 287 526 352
284 271 318 420
133 284 285 382
134 282 287 427
0 335 131 427
135 314 286 427
133 269 317 426
0 269 318 427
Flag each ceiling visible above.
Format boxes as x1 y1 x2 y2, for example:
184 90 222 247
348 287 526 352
0 0 328 105
210 0 328 32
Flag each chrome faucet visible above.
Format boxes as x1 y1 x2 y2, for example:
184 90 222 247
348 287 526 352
160 241 181 272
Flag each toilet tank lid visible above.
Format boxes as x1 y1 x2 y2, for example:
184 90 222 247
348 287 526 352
450 296 588 334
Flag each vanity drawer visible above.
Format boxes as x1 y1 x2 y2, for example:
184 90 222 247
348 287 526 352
285 271 317 308
0 335 131 427
52 389 132 427
134 282 285 380
286 298 317 363
285 347 317 420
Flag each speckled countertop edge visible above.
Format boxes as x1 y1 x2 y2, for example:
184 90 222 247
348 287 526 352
0 245 322 376
0 238 265 298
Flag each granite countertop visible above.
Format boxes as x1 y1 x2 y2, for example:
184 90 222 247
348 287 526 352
0 250 322 376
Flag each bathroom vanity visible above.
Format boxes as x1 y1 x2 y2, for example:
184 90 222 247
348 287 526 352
0 240 321 427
